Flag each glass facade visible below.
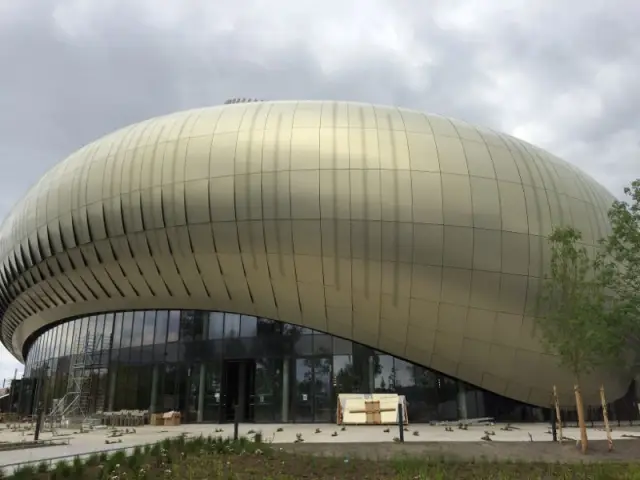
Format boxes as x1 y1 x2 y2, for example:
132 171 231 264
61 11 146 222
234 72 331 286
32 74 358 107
23 310 551 423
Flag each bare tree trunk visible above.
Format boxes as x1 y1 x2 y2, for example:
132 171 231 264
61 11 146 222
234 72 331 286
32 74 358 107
574 383 588 453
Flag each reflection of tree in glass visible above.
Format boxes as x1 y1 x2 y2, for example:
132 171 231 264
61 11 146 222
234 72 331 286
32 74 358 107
333 350 382 394
334 361 359 393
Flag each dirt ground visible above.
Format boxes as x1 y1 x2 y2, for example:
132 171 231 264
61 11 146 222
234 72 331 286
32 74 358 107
281 439 640 463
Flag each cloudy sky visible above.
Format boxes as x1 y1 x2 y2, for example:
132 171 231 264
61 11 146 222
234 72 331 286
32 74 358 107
0 0 639 382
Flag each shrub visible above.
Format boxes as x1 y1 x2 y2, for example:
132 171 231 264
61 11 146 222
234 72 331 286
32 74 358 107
37 461 50 473
126 452 142 471
11 464 36 480
53 460 72 478
71 456 85 476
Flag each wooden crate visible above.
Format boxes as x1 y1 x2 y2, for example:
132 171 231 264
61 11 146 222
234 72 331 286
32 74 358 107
150 413 164 426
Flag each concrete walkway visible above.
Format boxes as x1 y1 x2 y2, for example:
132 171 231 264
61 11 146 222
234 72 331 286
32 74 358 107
1 422 638 472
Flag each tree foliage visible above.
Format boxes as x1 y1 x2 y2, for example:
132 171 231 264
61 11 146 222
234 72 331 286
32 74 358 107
536 226 622 380
600 179 640 373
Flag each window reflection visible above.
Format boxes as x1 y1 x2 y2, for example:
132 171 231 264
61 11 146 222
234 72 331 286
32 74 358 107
374 354 395 392
256 318 280 336
142 311 156 346
112 313 123 349
240 315 257 337
180 310 206 342
208 312 224 339
130 311 145 348
103 314 114 350
120 312 134 348
224 313 240 338
154 311 168 344
95 315 105 351
167 311 180 342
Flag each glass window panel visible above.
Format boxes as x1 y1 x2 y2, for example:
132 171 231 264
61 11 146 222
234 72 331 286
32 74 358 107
200 361 221 422
120 312 134 348
313 357 332 422
40 334 46 359
313 334 332 355
333 355 357 393
374 354 395 392
154 311 169 344
69 322 80 356
51 329 57 359
224 313 240 338
49 328 58 359
179 310 206 342
294 335 313 356
51 329 58 359
95 315 105 349
41 331 47 361
130 311 145 348
295 358 313 422
61 322 71 357
52 326 61 358
254 358 277 422
112 313 123 349
32 340 38 365
102 313 115 350
208 312 224 339
180 310 196 342
240 315 257 337
37 333 44 363
167 310 180 342
142 311 156 346
256 318 281 336
78 317 88 352
56 323 64 358
86 316 97 350
43 331 50 360
393 358 414 388
333 337 352 355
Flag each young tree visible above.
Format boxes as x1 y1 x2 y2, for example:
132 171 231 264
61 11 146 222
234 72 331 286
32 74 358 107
600 179 640 375
536 226 622 453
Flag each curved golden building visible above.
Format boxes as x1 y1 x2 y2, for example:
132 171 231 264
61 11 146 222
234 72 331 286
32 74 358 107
0 101 630 420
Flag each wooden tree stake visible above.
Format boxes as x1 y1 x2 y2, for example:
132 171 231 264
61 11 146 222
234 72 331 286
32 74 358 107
574 384 588 454
553 385 563 444
600 385 613 452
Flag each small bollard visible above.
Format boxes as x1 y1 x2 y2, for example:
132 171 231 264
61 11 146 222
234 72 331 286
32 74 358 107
398 402 404 443
551 408 558 442
233 404 239 441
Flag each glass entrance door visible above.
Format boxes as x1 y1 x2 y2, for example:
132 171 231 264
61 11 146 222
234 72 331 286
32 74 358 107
312 357 332 422
294 356 333 422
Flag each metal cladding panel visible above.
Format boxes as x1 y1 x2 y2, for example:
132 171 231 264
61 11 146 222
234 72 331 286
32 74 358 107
0 100 628 407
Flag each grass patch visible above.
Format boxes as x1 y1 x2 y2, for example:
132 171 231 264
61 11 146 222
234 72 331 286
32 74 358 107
3 435 640 479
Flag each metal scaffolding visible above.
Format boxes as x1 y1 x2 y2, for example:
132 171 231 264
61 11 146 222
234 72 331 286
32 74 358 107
46 329 103 427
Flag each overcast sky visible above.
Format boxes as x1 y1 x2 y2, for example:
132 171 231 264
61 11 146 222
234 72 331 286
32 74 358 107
1 0 639 383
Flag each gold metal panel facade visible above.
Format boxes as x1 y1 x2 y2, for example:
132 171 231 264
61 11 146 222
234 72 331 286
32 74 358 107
0 100 629 407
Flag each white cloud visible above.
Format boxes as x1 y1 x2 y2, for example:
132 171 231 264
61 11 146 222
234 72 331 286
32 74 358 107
1 0 639 370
